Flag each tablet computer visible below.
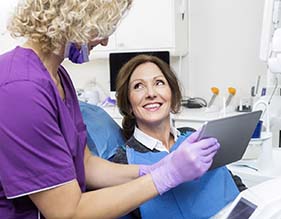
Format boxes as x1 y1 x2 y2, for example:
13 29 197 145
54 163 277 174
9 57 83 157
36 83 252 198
198 110 262 170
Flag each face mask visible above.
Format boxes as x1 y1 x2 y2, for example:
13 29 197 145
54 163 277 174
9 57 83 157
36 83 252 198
64 42 89 64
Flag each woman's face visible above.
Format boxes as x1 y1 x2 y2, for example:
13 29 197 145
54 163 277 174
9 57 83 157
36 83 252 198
128 62 172 128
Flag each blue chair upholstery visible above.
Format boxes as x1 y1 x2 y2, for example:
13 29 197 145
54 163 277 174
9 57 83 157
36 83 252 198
79 101 125 159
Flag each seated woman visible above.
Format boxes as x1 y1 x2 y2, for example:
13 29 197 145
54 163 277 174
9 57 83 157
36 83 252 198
111 54 245 219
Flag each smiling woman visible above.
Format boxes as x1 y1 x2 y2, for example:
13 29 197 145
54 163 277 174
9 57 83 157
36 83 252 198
128 62 173 135
111 54 242 219
116 54 182 140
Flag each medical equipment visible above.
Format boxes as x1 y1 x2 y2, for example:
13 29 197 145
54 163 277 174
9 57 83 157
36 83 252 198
259 0 280 62
208 87 219 108
268 28 281 73
256 76 261 96
237 97 252 112
253 100 270 133
211 176 281 219
251 76 262 97
259 0 281 148
225 87 236 107
252 100 274 174
182 97 207 108
252 120 263 139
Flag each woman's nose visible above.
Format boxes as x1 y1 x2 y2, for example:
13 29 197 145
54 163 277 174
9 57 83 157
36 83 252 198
146 86 157 98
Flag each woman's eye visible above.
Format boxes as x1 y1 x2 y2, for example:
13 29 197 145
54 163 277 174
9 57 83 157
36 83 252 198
133 83 144 89
156 80 165 86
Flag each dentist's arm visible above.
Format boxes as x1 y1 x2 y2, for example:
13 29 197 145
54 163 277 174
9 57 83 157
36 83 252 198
30 173 158 219
84 146 140 189
29 134 219 219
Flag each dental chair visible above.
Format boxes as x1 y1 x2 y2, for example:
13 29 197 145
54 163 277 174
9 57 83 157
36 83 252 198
79 102 246 192
79 101 125 159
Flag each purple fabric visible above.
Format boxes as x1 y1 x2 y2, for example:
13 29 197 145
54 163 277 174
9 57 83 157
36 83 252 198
0 47 87 219
65 43 89 64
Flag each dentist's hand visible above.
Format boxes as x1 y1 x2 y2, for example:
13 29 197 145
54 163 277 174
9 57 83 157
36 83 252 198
139 130 220 195
139 130 203 176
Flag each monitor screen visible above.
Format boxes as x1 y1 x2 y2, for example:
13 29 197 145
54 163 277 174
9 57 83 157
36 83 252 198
109 51 170 91
227 197 257 219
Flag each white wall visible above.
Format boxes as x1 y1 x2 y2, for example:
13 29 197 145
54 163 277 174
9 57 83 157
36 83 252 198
188 0 267 105
0 1 24 54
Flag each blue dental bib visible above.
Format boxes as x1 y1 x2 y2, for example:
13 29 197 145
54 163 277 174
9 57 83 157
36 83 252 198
126 135 239 219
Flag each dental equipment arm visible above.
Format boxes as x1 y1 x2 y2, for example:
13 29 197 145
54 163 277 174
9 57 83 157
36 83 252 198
208 87 220 107
225 87 236 107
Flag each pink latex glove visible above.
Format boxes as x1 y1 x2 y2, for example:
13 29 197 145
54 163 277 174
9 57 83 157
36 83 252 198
139 130 220 195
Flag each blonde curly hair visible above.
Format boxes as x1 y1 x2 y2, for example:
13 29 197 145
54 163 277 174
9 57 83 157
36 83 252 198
8 0 132 54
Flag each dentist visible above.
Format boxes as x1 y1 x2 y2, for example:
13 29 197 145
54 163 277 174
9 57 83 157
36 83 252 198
0 0 220 218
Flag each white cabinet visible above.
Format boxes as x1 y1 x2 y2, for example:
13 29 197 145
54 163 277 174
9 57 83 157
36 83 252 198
92 0 188 57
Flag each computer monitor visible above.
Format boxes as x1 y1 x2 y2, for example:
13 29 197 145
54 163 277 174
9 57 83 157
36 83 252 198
109 51 170 92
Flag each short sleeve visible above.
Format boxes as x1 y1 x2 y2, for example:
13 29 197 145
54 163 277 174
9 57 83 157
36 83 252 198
0 81 76 198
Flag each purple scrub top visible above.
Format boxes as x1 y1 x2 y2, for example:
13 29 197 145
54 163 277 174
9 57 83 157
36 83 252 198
0 47 87 219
